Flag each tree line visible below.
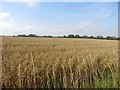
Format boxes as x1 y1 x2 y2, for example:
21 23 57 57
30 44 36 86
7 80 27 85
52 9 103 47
14 34 120 40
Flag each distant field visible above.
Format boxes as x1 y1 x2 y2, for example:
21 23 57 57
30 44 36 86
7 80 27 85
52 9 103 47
2 36 119 88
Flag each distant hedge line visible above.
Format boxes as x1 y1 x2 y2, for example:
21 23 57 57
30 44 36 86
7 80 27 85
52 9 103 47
13 34 120 40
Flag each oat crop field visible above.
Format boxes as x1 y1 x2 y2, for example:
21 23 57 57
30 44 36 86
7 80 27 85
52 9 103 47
2 36 119 88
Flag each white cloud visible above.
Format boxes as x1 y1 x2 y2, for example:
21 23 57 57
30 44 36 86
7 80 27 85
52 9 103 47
27 2 38 8
0 0 37 2
0 12 25 34
20 0 39 8
0 0 39 8
0 12 14 33
0 12 14 21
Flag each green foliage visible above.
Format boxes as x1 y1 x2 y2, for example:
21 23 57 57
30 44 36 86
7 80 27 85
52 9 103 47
15 34 119 40
68 34 74 38
75 34 80 38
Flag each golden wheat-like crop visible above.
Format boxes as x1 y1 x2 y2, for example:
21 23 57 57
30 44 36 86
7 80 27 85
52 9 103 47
2 36 119 88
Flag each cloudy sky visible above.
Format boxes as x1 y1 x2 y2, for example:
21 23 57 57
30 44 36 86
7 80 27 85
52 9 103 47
0 1 118 36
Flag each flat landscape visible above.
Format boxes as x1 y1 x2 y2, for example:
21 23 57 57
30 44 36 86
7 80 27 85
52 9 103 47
2 36 119 88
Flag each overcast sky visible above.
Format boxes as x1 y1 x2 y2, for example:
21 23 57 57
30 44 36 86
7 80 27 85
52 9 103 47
0 1 118 36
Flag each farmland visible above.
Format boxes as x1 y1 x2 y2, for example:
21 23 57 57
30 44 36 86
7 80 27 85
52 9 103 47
2 36 119 88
